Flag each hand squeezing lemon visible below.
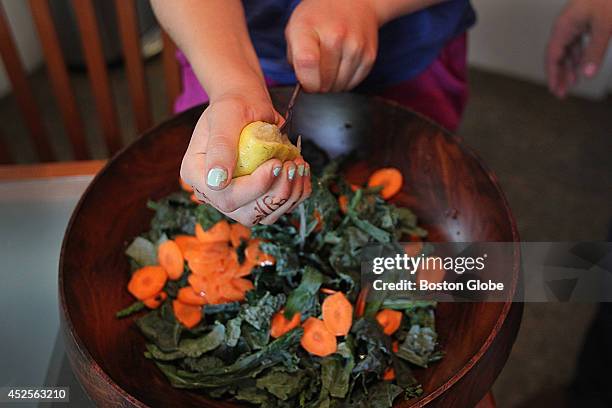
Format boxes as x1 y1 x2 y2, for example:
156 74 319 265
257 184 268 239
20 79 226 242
234 121 301 178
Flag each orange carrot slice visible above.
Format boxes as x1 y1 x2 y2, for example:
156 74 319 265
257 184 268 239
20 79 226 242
301 317 337 357
143 291 167 309
230 223 251 247
231 277 254 294
338 195 349 214
195 220 231 243
172 300 202 329
392 340 399 353
127 266 167 300
271 309 301 338
177 286 207 306
234 261 253 278
174 235 201 254
245 239 275 266
368 168 403 199
376 309 403 335
314 209 323 232
179 177 193 192
322 292 354 336
158 240 184 280
383 367 396 380
355 288 369 318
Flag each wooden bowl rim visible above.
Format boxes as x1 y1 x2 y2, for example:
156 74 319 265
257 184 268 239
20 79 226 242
59 96 520 407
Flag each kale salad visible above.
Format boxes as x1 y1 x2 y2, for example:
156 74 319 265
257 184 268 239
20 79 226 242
117 156 443 408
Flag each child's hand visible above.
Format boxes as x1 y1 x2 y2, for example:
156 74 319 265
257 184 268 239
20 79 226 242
180 88 312 225
285 0 379 92
547 0 612 98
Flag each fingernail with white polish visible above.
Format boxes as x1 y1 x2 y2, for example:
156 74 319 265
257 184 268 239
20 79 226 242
288 166 296 180
273 166 282 177
207 167 227 188
304 166 310 176
297 164 305 177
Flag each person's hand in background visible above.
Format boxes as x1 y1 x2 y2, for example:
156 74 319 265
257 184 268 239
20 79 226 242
547 0 612 98
181 86 312 226
285 0 380 92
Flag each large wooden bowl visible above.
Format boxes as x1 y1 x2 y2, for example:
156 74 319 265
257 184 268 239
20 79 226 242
60 89 522 407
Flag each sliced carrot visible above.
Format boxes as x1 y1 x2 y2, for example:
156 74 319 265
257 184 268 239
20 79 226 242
338 195 349 215
322 292 354 336
172 300 202 329
230 223 251 247
234 261 253 278
158 240 184 280
355 288 369 318
271 309 301 338
376 309 403 335
143 291 167 309
195 220 231 243
301 317 337 357
177 286 207 306
183 242 230 263
174 235 201 254
245 239 275 266
188 257 226 277
221 284 247 302
320 288 338 295
231 277 254 294
403 240 423 258
383 367 396 380
350 183 361 192
188 274 225 304
313 209 323 232
368 167 403 199
392 340 399 353
179 177 193 193
127 266 167 300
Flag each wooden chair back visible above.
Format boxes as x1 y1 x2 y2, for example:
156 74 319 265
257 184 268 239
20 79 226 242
0 0 181 163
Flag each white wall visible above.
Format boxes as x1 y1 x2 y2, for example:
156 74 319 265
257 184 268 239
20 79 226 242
0 0 43 97
468 0 612 99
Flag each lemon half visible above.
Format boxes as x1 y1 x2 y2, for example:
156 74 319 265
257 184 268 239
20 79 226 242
234 121 301 178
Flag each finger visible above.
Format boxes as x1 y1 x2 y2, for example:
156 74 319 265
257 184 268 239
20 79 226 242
261 159 306 224
288 162 312 213
581 19 611 77
204 103 251 190
319 29 345 92
287 25 321 92
333 40 362 92
200 158 283 213
250 161 297 225
346 48 375 90
546 14 580 95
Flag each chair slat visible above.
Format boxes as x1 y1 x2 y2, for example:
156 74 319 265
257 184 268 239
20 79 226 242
114 0 151 133
0 3 54 161
71 0 122 155
29 0 89 160
161 30 181 114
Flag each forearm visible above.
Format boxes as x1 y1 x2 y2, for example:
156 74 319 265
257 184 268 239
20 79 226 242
368 0 447 25
151 0 266 99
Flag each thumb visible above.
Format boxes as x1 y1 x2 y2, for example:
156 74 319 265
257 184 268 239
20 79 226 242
581 19 611 77
204 103 247 190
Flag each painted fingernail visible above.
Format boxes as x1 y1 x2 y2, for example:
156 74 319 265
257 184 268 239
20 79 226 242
583 63 597 77
297 164 305 177
207 167 227 188
288 165 296 180
273 166 282 177
305 166 310 176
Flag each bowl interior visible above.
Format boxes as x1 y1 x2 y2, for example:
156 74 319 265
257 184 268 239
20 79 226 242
60 91 518 407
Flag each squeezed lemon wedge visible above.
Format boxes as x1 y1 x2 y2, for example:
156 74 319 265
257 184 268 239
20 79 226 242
234 121 301 178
